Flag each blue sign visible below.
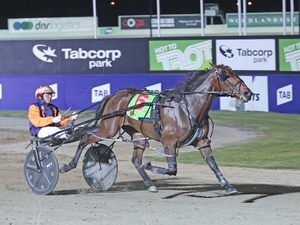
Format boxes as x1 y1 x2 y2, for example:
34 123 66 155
0 74 220 111
268 75 300 114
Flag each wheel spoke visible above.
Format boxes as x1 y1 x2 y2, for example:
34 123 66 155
83 144 118 191
23 147 59 195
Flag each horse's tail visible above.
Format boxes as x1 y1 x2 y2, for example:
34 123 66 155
95 95 112 119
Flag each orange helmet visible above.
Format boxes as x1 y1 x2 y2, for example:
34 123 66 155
35 85 55 99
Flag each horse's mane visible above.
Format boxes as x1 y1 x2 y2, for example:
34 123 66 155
113 68 213 98
172 68 212 93
115 87 140 95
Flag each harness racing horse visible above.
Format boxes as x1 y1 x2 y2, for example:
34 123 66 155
60 64 253 194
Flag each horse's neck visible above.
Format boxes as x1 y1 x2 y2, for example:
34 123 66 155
184 78 216 124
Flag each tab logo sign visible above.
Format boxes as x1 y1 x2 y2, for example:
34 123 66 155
277 84 293 106
145 83 162 93
149 40 212 71
91 83 110 103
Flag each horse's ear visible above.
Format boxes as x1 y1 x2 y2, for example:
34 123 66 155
210 63 218 70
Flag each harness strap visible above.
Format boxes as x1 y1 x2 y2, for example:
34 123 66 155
180 128 203 148
195 139 211 150
152 96 165 138
178 103 198 127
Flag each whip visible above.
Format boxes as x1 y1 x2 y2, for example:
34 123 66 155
63 67 105 117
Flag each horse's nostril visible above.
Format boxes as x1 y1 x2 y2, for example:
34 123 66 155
244 91 252 97
243 91 252 101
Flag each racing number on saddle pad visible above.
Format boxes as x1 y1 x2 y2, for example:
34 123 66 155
127 92 157 120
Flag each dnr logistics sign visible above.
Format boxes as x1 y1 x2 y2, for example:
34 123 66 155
8 17 94 32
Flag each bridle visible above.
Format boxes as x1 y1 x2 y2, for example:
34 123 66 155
214 65 244 97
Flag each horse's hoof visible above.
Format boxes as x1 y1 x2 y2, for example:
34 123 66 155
227 187 238 195
149 186 158 192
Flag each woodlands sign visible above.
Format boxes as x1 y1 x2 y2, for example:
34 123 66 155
226 12 299 27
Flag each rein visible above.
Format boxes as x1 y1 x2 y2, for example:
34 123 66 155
171 90 229 96
62 101 100 119
164 66 244 97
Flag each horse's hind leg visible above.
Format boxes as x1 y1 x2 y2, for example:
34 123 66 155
198 145 237 194
60 117 121 173
59 135 89 173
130 133 157 192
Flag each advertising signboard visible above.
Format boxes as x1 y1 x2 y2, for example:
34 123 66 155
0 74 220 110
220 76 269 112
119 14 204 30
58 39 149 74
149 40 212 71
216 39 276 71
268 75 300 113
226 12 299 28
8 17 95 33
0 39 149 75
1 73 299 113
99 27 119 35
0 40 61 75
278 39 300 72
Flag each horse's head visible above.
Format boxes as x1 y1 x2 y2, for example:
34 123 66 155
211 64 253 102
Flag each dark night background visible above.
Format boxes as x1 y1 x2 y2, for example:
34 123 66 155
0 0 298 29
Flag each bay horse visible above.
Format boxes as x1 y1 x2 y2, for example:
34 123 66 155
60 64 253 194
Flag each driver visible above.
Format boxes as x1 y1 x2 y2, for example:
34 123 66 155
28 85 78 139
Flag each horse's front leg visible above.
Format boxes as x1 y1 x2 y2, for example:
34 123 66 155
197 140 237 194
131 133 157 192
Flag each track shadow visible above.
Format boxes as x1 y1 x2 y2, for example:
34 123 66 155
150 179 300 203
154 179 300 203
50 178 300 203
160 183 300 203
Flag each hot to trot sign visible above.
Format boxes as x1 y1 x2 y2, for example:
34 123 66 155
279 39 300 71
216 39 276 71
149 40 212 71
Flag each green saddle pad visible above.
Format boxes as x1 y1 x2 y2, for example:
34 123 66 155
127 91 158 120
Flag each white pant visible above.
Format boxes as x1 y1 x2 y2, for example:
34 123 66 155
38 127 67 139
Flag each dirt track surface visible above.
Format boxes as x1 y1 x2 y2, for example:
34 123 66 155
0 117 299 225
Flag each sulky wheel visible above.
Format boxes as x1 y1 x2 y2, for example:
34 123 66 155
23 146 59 195
82 143 118 191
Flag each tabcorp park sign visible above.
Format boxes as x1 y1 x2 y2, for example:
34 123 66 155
226 12 299 27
